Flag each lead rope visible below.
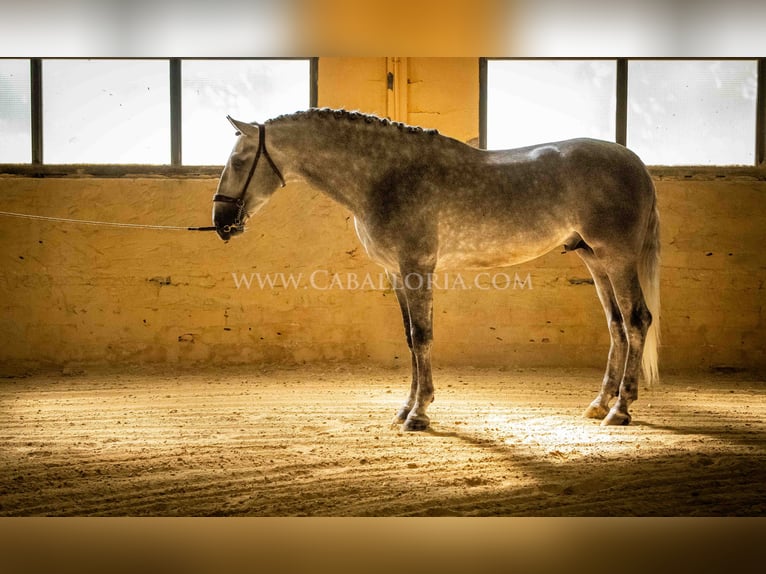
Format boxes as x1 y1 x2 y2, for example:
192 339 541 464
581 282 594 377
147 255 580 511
0 210 217 231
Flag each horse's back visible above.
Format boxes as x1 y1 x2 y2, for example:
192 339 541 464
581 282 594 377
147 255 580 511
357 136 656 270
430 138 655 269
485 138 652 193
481 138 655 232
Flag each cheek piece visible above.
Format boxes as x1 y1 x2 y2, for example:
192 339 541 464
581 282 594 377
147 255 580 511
213 121 286 233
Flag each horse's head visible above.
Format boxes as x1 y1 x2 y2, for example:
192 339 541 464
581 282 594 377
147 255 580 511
213 116 285 241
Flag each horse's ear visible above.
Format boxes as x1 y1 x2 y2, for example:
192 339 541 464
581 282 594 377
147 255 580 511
226 115 260 138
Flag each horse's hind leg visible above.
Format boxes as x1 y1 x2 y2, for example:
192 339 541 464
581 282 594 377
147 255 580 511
600 261 653 426
389 272 418 424
576 249 628 420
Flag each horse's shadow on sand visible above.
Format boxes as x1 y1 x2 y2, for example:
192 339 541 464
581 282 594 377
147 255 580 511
412 412 766 516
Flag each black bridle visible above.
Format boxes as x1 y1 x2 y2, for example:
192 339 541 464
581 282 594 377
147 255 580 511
213 120 286 233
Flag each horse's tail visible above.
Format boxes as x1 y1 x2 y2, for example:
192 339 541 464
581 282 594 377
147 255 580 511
639 191 661 386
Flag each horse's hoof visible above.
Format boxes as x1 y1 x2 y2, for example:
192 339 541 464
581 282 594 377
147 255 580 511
403 414 430 431
393 406 411 424
601 408 631 426
583 402 609 420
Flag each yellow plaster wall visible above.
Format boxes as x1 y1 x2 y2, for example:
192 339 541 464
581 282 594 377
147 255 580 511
1 58 764 375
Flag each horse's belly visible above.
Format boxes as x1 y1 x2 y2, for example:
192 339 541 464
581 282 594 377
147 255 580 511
435 231 570 271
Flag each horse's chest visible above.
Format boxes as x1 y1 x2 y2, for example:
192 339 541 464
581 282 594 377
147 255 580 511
353 217 399 269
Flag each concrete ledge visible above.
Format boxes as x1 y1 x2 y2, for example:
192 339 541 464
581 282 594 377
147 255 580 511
0 165 223 179
2 164 765 181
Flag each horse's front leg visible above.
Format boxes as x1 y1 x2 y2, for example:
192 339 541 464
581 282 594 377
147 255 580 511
390 272 419 424
397 266 435 431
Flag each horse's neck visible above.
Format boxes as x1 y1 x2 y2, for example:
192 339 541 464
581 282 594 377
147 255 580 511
269 119 405 214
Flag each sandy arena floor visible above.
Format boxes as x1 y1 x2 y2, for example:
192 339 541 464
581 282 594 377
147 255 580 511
0 366 764 516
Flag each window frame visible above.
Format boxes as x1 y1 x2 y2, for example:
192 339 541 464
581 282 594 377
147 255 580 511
2 57 765 176
480 57 766 174
0 57 317 176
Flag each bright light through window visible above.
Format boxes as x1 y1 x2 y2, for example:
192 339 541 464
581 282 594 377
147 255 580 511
43 59 170 164
627 60 757 166
0 59 31 163
182 59 310 165
487 60 616 150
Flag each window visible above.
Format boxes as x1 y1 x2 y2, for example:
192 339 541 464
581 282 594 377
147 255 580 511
483 58 763 166
43 59 170 164
0 59 31 163
486 60 616 150
182 59 311 165
0 58 313 166
627 60 757 166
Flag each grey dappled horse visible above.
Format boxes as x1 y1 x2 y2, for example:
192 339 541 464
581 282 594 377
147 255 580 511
213 109 660 430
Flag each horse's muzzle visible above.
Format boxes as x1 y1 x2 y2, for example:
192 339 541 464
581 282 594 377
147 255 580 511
215 223 244 241
216 226 231 241
213 201 245 241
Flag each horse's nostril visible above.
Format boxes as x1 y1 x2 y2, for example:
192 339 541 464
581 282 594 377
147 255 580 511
216 227 231 241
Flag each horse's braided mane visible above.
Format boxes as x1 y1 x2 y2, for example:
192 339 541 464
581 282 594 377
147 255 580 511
268 108 440 137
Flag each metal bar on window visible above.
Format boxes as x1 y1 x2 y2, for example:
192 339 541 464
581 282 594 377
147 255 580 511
170 59 182 166
615 58 628 146
757 59 766 166
310 57 319 108
479 57 488 150
30 58 43 164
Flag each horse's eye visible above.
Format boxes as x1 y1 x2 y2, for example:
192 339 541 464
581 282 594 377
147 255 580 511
231 157 246 170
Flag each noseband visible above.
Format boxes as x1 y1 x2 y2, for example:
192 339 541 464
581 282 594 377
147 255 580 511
213 121 286 233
